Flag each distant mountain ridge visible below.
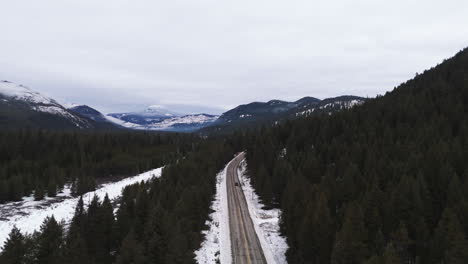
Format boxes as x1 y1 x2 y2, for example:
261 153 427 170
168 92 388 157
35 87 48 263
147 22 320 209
68 105 115 125
0 81 95 130
207 95 366 132
107 112 218 132
108 105 182 126
0 80 366 132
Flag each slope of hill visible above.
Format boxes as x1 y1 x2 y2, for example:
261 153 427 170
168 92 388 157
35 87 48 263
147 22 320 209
244 47 468 263
68 105 121 130
0 81 94 130
202 95 365 134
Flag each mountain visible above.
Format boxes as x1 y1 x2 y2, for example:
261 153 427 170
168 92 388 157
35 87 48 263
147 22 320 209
203 95 365 133
68 105 121 129
107 112 218 132
0 81 121 130
0 81 94 130
107 96 365 133
218 99 308 124
108 105 181 126
0 79 363 132
107 105 219 132
217 96 364 124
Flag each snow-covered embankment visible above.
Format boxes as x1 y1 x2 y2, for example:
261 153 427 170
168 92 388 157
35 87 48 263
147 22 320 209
237 159 288 264
194 158 232 264
0 167 162 248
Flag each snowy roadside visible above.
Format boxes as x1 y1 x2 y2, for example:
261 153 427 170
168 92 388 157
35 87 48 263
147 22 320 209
0 167 162 249
237 159 288 264
194 157 234 264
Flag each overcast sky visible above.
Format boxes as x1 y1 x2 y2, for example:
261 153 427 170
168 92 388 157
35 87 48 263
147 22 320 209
1 0 468 114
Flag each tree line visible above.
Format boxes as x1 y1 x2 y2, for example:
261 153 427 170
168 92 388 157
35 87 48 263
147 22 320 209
0 130 197 203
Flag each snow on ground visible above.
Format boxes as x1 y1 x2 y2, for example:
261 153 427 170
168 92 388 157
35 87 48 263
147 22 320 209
195 158 233 264
237 159 288 264
0 167 162 249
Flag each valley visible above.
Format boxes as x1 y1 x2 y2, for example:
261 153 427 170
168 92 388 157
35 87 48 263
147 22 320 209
1 2 468 263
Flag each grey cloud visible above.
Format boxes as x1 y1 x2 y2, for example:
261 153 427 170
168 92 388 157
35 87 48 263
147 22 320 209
1 0 468 113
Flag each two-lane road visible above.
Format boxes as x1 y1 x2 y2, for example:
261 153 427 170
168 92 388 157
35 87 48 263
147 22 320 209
227 153 267 264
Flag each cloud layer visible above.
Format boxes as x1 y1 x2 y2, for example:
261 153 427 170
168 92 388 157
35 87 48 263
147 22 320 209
1 0 468 113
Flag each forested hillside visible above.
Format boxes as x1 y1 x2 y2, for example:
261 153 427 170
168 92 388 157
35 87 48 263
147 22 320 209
0 130 196 203
245 48 468 263
0 138 238 264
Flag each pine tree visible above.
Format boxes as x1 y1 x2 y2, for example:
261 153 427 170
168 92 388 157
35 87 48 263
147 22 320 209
115 231 146 264
66 196 88 262
0 180 7 203
68 196 86 240
8 176 24 201
47 176 57 197
381 243 401 264
85 195 100 262
391 222 412 263
65 234 89 264
144 205 167 264
331 203 369 264
0 226 26 264
433 208 468 263
34 182 45 201
36 216 64 264
298 189 333 263
97 194 115 264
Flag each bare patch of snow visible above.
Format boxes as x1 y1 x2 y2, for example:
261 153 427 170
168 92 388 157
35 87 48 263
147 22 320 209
0 167 162 249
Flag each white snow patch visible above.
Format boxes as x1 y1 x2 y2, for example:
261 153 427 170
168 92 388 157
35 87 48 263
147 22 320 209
237 159 288 264
0 167 162 249
0 81 56 105
195 156 234 264
296 99 364 117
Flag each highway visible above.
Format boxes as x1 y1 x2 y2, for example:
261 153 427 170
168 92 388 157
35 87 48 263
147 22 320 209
227 153 267 264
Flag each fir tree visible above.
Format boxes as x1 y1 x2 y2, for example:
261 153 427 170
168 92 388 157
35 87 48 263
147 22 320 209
0 226 26 264
36 216 64 264
331 203 369 264
115 231 146 264
34 182 45 201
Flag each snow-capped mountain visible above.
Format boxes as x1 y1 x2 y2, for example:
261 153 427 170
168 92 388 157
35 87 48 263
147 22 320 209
107 105 183 126
0 79 365 133
107 111 219 132
142 105 180 117
0 80 95 129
